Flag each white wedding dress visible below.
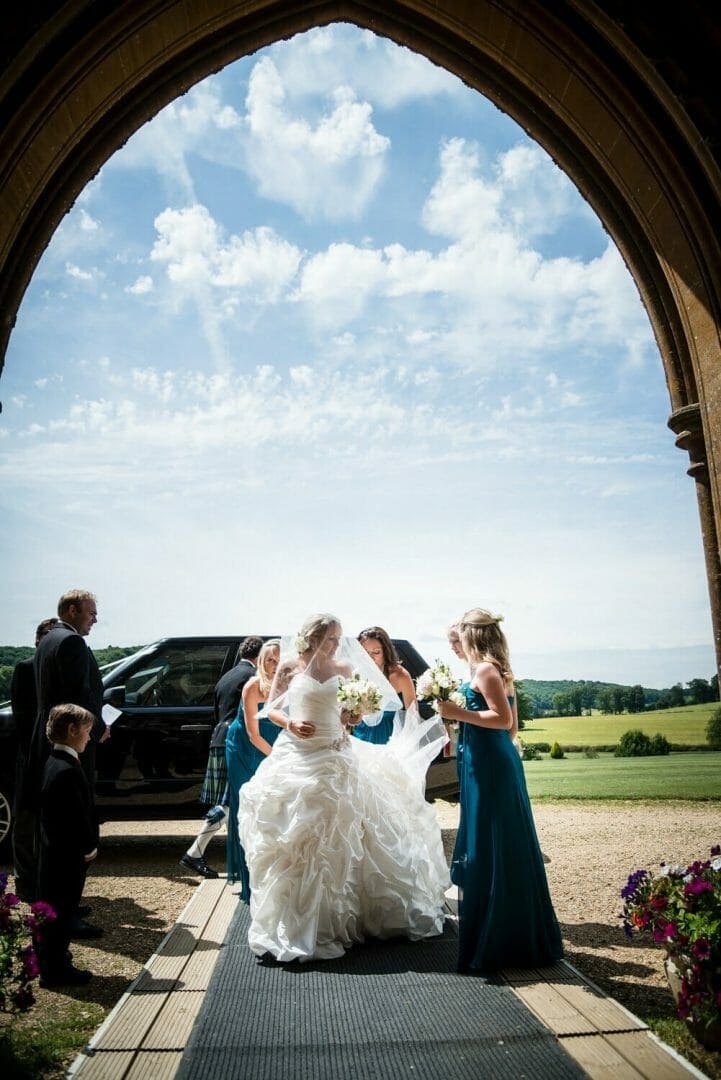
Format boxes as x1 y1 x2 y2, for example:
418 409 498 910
237 672 450 962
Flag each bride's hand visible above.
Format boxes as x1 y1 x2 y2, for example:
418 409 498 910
289 717 315 739
341 708 360 728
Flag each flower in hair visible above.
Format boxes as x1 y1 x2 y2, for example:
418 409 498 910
493 613 504 623
293 634 309 654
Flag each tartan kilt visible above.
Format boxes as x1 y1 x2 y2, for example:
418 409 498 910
199 747 229 806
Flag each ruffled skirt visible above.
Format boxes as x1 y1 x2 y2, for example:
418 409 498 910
237 711 450 962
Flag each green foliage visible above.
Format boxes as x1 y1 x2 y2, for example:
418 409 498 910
615 729 653 756
0 664 14 702
519 739 541 761
616 729 672 757
549 741 565 759
706 707 721 749
687 677 717 704
514 680 532 728
649 732 671 756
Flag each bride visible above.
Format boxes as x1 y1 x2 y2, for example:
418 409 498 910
237 613 450 962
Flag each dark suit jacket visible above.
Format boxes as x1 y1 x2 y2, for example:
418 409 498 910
38 748 98 909
24 623 105 800
11 656 37 757
210 660 257 747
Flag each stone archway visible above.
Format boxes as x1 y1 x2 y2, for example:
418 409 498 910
2 1 720 667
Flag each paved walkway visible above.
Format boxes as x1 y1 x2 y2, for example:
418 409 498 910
68 879 706 1080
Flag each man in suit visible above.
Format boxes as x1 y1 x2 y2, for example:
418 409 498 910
11 616 59 901
179 635 264 877
37 703 99 988
24 589 106 934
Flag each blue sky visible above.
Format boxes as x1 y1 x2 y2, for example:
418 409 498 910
0 24 714 686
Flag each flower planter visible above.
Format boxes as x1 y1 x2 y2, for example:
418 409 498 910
664 954 721 1051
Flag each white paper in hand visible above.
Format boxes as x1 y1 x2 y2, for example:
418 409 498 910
102 703 123 727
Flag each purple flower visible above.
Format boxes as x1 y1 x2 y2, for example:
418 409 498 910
4 893 20 908
663 921 678 941
711 845 720 857
0 872 7 892
621 869 648 900
29 900 56 922
691 938 711 961
683 879 712 898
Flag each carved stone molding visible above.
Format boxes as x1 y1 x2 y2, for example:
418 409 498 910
668 403 709 483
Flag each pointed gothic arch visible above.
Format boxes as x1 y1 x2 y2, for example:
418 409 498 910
2 1 720 665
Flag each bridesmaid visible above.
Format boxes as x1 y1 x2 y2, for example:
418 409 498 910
437 608 563 973
225 639 281 901
355 626 416 744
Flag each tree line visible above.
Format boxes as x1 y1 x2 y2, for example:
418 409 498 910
520 675 719 717
0 645 140 701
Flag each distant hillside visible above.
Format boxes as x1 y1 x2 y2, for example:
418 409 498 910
520 678 664 714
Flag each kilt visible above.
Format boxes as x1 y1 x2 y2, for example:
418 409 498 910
199 747 229 806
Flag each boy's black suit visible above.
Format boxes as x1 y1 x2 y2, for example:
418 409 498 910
37 748 98 980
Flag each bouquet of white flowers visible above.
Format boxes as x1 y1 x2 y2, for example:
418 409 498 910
415 660 460 706
337 673 383 723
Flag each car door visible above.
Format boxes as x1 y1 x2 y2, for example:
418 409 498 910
96 639 237 805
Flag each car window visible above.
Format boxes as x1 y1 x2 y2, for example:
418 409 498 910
124 643 229 707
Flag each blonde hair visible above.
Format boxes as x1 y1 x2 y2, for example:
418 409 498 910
298 613 340 652
57 589 96 617
458 607 513 681
257 639 280 696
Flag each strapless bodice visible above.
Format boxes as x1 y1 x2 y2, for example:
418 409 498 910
287 673 345 746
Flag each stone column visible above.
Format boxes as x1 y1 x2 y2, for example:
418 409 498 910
668 404 721 682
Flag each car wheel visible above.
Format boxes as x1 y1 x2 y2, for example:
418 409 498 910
0 782 12 861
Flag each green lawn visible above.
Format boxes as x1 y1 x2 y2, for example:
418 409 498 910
522 701 715 747
523 750 721 800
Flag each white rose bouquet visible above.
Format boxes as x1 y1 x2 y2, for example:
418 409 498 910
415 660 461 707
337 673 383 724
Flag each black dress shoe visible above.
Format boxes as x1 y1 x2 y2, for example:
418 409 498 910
179 853 219 879
40 965 93 988
71 918 104 940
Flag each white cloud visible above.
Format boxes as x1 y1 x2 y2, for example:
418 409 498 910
78 209 100 232
65 262 96 282
151 205 302 303
270 25 464 110
291 136 654 376
242 57 389 221
125 275 154 295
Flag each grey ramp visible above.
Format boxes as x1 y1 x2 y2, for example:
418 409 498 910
177 902 586 1080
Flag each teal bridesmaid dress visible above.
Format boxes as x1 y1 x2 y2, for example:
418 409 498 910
225 702 281 901
451 685 563 972
353 708 397 744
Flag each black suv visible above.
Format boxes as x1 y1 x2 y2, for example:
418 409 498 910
0 636 457 852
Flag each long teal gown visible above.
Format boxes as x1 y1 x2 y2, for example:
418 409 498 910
226 702 281 902
353 708 397 744
451 685 563 973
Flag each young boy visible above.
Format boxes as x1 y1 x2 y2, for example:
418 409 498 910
37 703 99 987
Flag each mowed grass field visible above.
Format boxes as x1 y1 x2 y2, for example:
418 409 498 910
523 751 721 800
518 703 721 799
521 701 715 747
